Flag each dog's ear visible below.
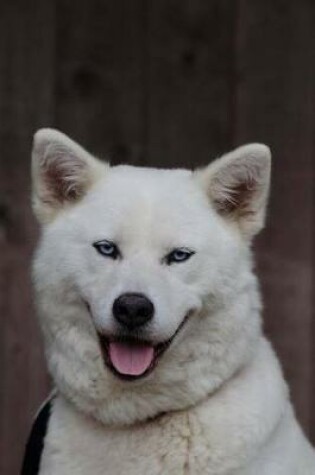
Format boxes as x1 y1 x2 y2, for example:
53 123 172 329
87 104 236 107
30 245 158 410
31 128 107 223
195 144 271 238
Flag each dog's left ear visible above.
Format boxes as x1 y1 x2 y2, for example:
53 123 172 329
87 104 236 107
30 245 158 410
195 144 271 239
31 128 107 223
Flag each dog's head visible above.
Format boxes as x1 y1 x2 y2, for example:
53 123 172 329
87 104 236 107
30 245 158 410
32 129 271 425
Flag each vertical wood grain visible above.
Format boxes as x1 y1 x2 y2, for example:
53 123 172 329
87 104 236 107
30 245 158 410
0 1 55 474
54 0 147 165
233 0 314 437
146 0 236 168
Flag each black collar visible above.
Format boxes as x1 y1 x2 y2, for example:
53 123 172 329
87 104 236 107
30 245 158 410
21 397 53 475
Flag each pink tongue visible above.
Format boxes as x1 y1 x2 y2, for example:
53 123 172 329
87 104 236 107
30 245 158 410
109 342 155 376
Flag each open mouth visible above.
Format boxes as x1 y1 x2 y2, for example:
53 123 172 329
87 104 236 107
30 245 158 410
97 314 190 381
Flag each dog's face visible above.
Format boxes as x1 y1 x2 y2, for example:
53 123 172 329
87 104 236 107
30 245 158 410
32 129 271 424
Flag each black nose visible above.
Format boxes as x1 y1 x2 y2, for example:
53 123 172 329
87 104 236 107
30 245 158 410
113 293 154 330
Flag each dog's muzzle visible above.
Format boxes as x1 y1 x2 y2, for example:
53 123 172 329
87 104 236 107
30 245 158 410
97 312 192 382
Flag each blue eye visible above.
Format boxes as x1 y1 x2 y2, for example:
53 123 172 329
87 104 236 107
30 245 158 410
93 240 120 260
165 248 195 265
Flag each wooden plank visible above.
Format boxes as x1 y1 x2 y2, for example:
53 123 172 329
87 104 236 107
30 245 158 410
234 0 314 439
55 0 147 165
0 1 55 473
146 0 237 168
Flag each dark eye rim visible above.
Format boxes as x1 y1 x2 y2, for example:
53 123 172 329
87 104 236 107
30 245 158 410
164 247 195 265
93 240 121 260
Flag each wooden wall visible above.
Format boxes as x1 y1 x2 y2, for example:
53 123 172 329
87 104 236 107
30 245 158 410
0 1 314 473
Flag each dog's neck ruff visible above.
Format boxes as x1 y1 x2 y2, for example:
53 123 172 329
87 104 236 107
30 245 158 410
59 330 260 428
119 362 245 428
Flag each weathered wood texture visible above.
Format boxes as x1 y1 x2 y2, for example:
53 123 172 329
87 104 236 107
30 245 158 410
55 0 147 164
234 0 315 436
0 2 55 474
0 1 314 473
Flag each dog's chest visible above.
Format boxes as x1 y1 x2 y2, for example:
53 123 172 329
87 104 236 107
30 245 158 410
39 397 235 475
39 391 299 475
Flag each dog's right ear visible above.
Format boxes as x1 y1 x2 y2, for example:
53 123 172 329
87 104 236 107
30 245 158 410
31 129 107 223
194 144 271 239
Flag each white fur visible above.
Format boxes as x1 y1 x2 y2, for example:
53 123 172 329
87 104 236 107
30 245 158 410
31 129 315 474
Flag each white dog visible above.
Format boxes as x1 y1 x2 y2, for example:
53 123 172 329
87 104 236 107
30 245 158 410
27 129 315 474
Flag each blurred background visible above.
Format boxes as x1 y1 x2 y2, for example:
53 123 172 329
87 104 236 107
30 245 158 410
0 1 314 473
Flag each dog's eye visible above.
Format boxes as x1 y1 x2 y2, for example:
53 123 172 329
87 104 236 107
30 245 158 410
165 248 195 265
93 240 120 260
